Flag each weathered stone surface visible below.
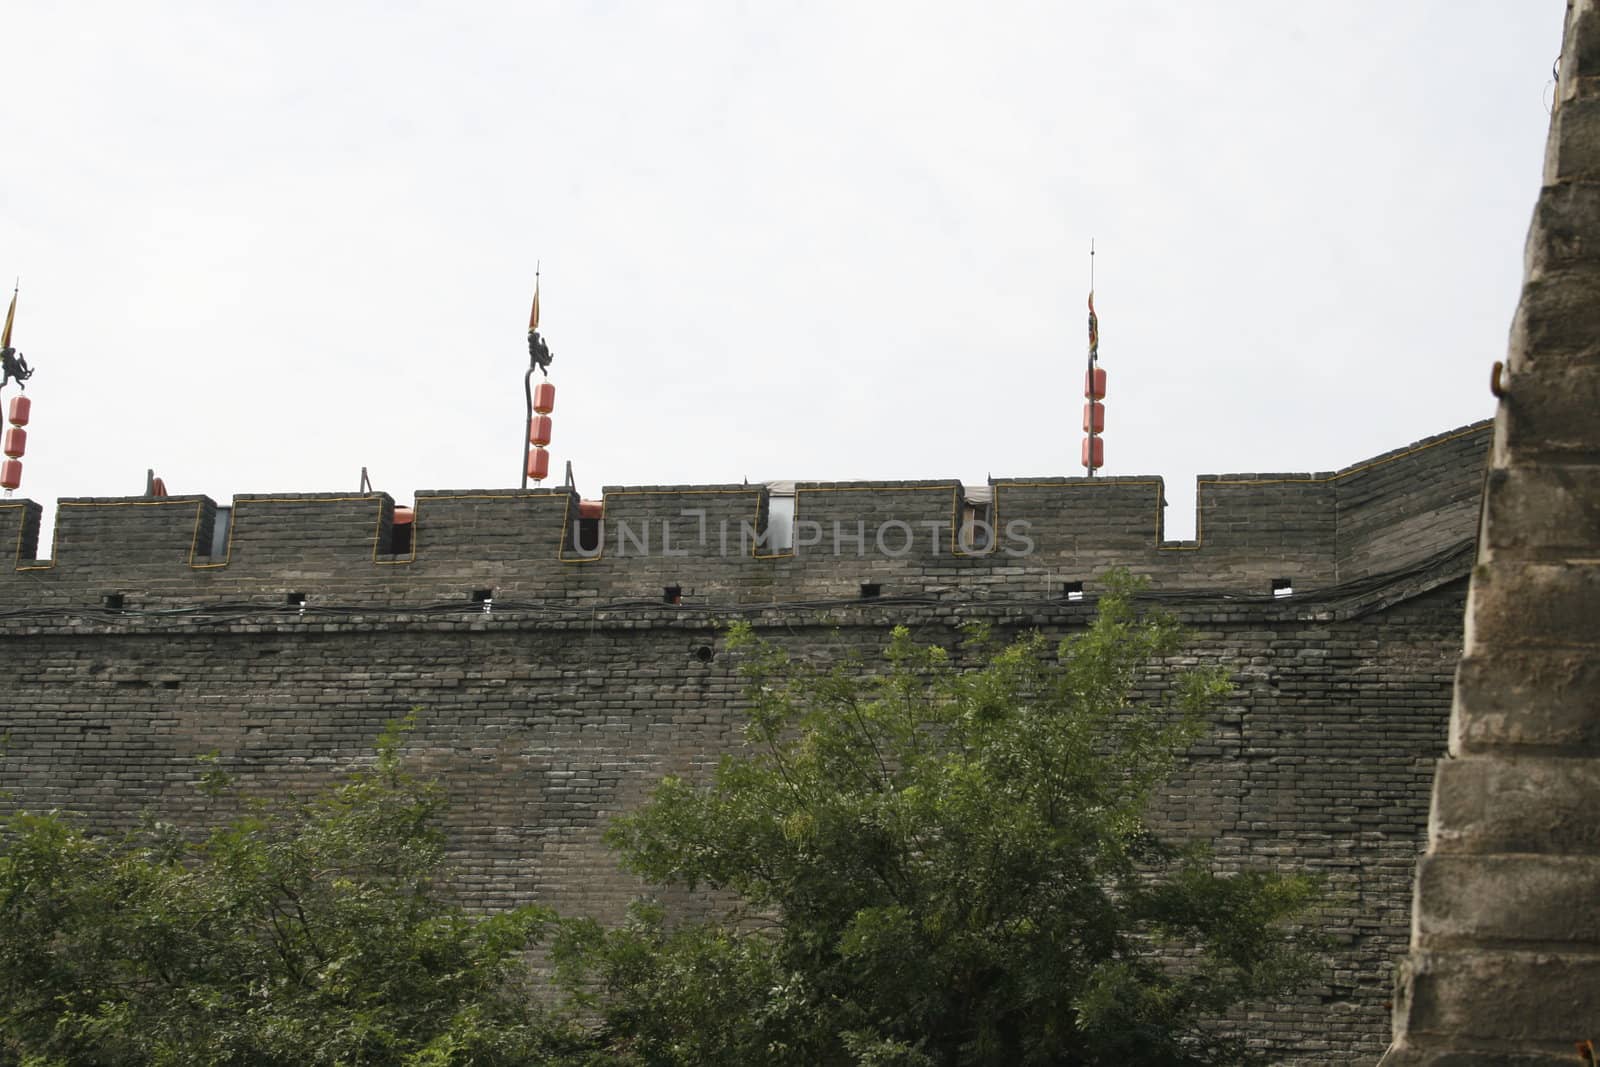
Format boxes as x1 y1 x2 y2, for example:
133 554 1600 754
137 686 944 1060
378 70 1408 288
1390 2 1600 1062
1430 754 1600 854
1392 949 1600 1046
1544 0 1600 188
1543 94 1600 183
1505 271 1600 374
1564 0 1600 87
1481 466 1600 559
1523 181 1600 281
1462 561 1600 652
1452 651 1600 754
1382 1047 1586 1067
1413 853 1600 946
1494 359 1600 465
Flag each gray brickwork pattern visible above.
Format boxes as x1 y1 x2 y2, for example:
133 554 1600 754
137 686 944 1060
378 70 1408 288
1 592 1465 1063
0 421 1494 1063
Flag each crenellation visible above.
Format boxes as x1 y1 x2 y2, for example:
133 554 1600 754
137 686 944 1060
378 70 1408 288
595 483 766 561
1194 476 1337 585
51 495 217 572
0 498 41 566
219 492 391 575
794 479 961 558
993 477 1163 559
0 426 1490 612
406 488 574 565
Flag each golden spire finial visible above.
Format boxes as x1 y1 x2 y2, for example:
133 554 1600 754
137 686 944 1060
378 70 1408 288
2 281 16 350
528 263 541 333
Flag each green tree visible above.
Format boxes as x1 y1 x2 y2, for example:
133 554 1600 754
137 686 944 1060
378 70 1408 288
571 575 1318 1066
0 717 583 1066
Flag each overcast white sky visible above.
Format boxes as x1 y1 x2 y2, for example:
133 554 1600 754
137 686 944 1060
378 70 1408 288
1 2 1564 540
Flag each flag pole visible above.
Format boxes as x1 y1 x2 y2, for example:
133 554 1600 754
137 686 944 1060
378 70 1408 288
522 263 540 489
1086 242 1097 478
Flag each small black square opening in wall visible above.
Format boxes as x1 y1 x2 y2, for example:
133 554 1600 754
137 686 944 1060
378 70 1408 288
1063 581 1084 602
663 585 682 605
860 582 882 599
102 593 125 611
471 589 494 604
286 592 307 607
388 522 413 555
1272 578 1294 598
577 517 601 554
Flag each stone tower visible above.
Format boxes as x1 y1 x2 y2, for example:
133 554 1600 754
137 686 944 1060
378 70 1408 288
1384 0 1600 1062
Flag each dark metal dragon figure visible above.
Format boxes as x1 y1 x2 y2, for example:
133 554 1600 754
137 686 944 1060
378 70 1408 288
528 330 553 376
0 346 31 390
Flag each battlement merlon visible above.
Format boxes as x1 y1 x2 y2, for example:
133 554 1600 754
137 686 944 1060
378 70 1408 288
0 422 1489 608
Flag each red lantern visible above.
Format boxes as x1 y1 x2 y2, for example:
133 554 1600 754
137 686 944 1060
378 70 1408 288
528 414 552 447
0 458 20 491
526 446 550 481
393 506 415 526
578 499 603 519
2 427 24 458
1081 437 1104 471
7 395 29 427
1082 402 1105 434
533 382 556 414
1084 368 1106 400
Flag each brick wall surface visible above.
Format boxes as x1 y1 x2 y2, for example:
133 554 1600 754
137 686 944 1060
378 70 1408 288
0 424 1492 1064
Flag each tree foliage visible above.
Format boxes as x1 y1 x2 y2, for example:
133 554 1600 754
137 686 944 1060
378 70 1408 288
0 717 581 1066
575 575 1319 1065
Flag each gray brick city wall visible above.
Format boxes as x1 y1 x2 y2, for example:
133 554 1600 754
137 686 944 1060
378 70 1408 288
0 422 1490 1064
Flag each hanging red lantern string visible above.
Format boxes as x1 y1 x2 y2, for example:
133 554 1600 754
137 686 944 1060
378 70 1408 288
523 268 557 487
